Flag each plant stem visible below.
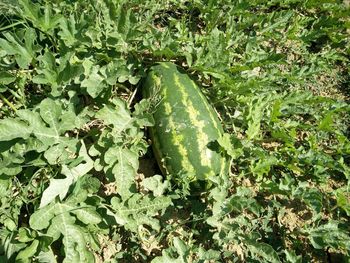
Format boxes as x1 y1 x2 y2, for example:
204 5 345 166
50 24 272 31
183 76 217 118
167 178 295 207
0 21 25 32
0 93 17 112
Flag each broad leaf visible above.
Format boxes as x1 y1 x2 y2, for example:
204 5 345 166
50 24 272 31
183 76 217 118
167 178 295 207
95 99 133 132
29 202 56 230
40 141 93 208
110 194 172 232
0 28 40 69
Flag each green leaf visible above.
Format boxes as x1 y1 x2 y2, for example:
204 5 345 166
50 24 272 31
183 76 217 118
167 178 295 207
0 178 10 197
284 250 302 263
336 190 350 216
40 142 93 207
198 247 221 260
151 251 181 263
17 228 35 243
308 221 350 251
16 110 55 145
133 99 155 127
15 240 39 263
104 146 138 199
39 174 74 208
250 155 279 180
70 174 100 198
173 237 189 258
0 28 40 69
0 98 80 164
18 0 40 24
303 189 323 215
110 194 172 232
112 161 135 199
0 71 16 85
18 0 61 34
247 240 281 263
0 231 27 260
58 15 79 47
40 98 76 134
318 112 334 131
217 133 243 159
141 175 169 196
150 237 190 263
71 207 102 225
29 202 56 230
61 225 95 263
36 248 57 263
246 96 271 140
95 99 133 132
3 218 17 231
293 186 323 215
0 118 31 141
81 68 105 98
31 200 98 262
32 50 58 85
80 59 108 98
113 149 138 196
46 211 94 263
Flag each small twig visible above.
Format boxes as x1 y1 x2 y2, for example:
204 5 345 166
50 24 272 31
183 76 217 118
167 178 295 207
0 21 24 32
7 89 21 100
0 93 17 112
128 87 138 107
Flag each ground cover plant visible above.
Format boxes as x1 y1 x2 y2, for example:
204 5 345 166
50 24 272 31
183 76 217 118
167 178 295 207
0 0 349 262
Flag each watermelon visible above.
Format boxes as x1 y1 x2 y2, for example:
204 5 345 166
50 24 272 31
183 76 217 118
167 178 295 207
143 62 227 184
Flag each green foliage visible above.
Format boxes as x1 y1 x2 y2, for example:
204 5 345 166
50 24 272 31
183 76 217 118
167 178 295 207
0 0 349 262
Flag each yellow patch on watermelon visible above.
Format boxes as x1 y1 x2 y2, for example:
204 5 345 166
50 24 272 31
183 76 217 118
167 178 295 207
167 116 196 175
174 74 212 168
191 80 220 132
162 83 196 177
163 102 172 115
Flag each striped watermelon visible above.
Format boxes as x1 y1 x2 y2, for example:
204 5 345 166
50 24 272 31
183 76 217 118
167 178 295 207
143 62 227 184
